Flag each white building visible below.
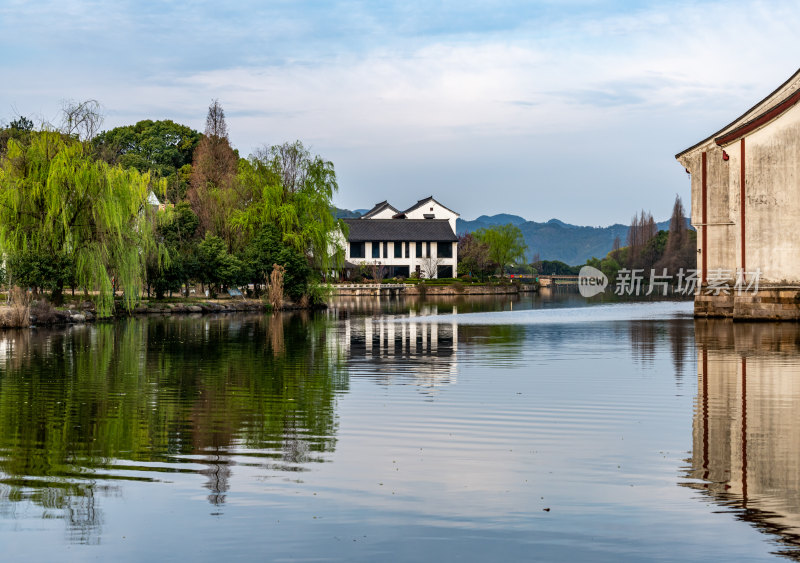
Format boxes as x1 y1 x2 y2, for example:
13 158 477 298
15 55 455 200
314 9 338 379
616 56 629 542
343 196 459 279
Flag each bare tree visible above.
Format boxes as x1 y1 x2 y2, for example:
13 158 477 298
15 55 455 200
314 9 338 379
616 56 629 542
205 99 229 139
656 195 695 275
188 100 239 243
369 261 387 283
626 210 657 268
420 256 443 279
60 99 104 142
252 140 333 197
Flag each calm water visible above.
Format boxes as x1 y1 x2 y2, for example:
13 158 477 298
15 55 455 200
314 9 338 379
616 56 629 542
1 293 799 561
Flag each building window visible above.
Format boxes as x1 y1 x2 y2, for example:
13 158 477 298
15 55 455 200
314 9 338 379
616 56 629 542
405 242 410 257
416 242 424 257
437 265 454 279
394 242 403 258
437 242 453 258
426 242 431 257
350 242 365 258
372 241 380 258
383 241 388 258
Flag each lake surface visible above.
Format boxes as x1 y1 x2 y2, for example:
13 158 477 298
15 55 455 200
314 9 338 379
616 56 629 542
1 293 800 561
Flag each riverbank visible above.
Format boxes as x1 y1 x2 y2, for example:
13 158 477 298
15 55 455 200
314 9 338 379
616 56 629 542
0 298 278 328
332 282 539 297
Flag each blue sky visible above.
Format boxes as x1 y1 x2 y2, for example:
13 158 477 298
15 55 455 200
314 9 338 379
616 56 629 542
1 0 798 224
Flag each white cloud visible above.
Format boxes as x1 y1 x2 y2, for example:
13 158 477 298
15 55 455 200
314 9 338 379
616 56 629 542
2 0 800 224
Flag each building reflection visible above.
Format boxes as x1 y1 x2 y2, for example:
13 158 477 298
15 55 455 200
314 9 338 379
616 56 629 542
628 319 694 383
326 304 459 391
686 320 800 558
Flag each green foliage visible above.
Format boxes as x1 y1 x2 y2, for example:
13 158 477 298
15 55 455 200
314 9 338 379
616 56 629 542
531 260 582 276
586 255 621 284
0 315 347 520
196 233 244 295
0 117 38 156
305 279 333 306
147 203 201 299
93 119 201 179
9 116 33 132
474 224 528 277
7 250 74 296
94 120 201 205
458 232 492 280
239 226 311 301
234 141 346 272
0 131 162 316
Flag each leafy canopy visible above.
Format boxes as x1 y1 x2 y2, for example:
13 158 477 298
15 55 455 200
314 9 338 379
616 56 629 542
0 131 163 315
234 141 346 271
475 224 528 277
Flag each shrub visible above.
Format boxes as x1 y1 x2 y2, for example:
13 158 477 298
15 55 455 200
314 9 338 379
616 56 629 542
2 287 30 328
30 299 59 324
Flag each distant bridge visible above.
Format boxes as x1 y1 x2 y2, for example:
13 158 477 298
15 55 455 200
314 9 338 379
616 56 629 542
536 275 579 288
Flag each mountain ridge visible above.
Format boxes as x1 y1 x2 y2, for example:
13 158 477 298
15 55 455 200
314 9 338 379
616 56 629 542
334 207 690 266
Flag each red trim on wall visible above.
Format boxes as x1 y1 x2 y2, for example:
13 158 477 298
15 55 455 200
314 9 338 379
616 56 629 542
741 357 748 506
702 151 708 285
740 139 746 274
715 88 800 146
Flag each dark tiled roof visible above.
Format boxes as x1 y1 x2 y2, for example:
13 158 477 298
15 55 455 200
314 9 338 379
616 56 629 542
362 201 399 219
344 219 457 242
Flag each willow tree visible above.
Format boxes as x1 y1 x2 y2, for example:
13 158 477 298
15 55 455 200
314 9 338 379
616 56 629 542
234 141 346 273
0 131 162 315
475 224 527 278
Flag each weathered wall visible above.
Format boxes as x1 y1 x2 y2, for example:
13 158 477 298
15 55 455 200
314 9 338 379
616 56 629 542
739 102 800 283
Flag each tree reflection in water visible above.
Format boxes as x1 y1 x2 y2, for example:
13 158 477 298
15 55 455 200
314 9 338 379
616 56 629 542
0 313 348 541
628 319 693 384
685 320 800 559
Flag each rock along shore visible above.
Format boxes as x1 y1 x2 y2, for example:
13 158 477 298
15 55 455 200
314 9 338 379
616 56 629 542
2 298 315 329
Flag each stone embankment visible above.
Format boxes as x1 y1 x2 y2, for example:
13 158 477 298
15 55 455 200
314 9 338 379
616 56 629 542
1 299 273 329
332 283 538 296
695 287 800 320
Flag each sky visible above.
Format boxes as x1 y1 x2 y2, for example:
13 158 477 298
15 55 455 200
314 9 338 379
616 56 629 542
1 0 798 225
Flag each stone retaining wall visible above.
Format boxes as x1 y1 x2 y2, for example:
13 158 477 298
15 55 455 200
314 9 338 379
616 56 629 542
695 287 800 320
331 283 539 297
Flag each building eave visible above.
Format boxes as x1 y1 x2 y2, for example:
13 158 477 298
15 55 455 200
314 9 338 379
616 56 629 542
675 67 800 160
714 87 800 146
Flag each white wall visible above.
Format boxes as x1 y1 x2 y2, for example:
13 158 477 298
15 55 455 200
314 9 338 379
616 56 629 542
347 240 457 278
403 200 459 233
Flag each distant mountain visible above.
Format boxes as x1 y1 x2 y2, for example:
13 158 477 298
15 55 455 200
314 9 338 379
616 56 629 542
334 207 363 219
457 215 691 266
470 213 527 226
336 206 689 266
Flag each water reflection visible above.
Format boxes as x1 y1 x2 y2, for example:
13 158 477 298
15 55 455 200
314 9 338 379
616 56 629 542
0 314 347 540
629 319 693 382
325 306 529 394
687 320 800 559
329 291 588 317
